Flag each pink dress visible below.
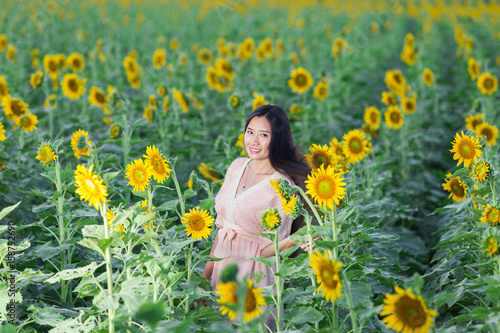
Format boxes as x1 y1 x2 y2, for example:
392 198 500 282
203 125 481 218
210 157 294 291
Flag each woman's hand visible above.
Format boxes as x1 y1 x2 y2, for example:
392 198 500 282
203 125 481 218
194 287 208 307
299 236 321 252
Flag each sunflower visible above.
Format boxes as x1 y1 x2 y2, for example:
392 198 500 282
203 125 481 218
123 55 139 75
181 206 214 240
313 81 328 101
254 45 265 62
89 87 107 108
252 92 267 110
74 164 108 210
442 176 467 202
143 107 153 123
380 286 438 333
468 57 480 80
6 44 16 62
16 113 38 133
157 86 166 96
472 161 490 181
215 58 235 81
125 159 152 192
110 124 120 139
163 97 169 113
475 122 498 146
290 51 300 65
450 131 482 167
283 194 302 219
198 162 220 182
43 54 60 79
333 156 350 174
290 103 302 115
270 179 288 204
331 38 347 59
169 38 180 50
61 73 86 100
143 145 171 184
229 95 240 109
485 236 499 256
261 37 273 58
30 71 43 89
36 142 58 164
329 137 345 158
477 72 498 95
305 144 336 170
261 208 282 231
309 250 343 302
385 70 406 96
2 96 29 122
401 93 417 114
141 199 157 230
235 133 245 156
242 280 266 322
481 204 500 224
67 53 85 71
172 88 189 113
384 105 404 130
342 129 369 164
0 34 7 51
465 113 484 131
71 129 93 159
0 122 5 142
288 67 313 94
127 72 141 89
306 165 346 210
0 76 9 99
216 281 239 320
238 38 255 61
363 106 381 130
206 66 222 91
152 49 166 69
381 91 397 106
197 48 213 65
423 68 434 86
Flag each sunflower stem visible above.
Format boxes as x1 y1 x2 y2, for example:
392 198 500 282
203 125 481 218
292 186 324 226
101 202 115 333
274 227 282 332
185 242 193 313
171 157 186 216
491 178 497 205
304 214 319 331
148 184 154 230
341 271 358 333
55 159 68 302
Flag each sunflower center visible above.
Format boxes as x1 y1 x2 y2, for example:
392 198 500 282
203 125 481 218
450 179 465 197
231 97 238 106
458 141 474 158
295 74 307 87
11 101 22 116
475 163 486 177
390 111 400 123
320 266 338 289
425 74 431 82
389 97 396 105
41 147 52 160
133 169 146 183
68 79 79 92
314 153 329 167
73 59 81 68
317 178 335 197
189 217 205 231
96 92 105 103
406 102 414 111
319 87 326 95
20 117 30 127
152 157 164 173
84 179 96 192
483 78 493 89
480 128 492 141
472 119 482 129
395 295 427 327
370 112 377 123
0 84 6 95
393 73 402 84
244 288 257 312
49 60 58 72
488 208 500 222
349 138 363 154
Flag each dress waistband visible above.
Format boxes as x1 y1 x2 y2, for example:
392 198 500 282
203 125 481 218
212 226 259 258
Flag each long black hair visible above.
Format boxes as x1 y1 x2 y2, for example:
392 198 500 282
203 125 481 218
245 104 311 234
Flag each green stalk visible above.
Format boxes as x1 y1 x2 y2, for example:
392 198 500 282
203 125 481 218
292 186 324 226
491 178 497 205
185 242 193 314
274 227 282 332
304 214 319 331
170 158 186 216
101 202 115 333
330 207 338 329
55 159 68 302
341 271 358 333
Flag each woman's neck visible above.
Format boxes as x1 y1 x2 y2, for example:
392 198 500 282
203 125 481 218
250 158 274 174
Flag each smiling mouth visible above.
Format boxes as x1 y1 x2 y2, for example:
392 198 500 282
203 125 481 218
248 148 261 154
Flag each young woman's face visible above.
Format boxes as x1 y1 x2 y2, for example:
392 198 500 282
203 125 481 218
244 116 272 161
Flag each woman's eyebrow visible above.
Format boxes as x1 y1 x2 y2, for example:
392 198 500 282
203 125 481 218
247 126 271 133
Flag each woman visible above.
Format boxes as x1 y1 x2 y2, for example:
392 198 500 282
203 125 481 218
201 104 314 328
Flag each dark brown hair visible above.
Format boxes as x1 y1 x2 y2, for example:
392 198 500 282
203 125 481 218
245 104 311 234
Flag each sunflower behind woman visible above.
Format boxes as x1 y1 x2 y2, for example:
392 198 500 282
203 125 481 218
305 144 336 170
341 129 370 164
288 67 313 94
380 286 438 333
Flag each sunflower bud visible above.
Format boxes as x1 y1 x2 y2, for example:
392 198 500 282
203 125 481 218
110 124 121 139
220 263 239 283
484 231 500 256
76 134 88 151
261 208 282 231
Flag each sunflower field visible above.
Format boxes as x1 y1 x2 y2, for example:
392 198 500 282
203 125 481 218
0 0 500 332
